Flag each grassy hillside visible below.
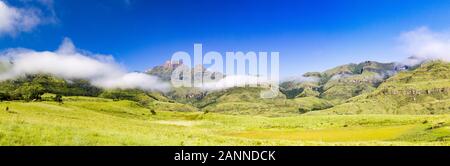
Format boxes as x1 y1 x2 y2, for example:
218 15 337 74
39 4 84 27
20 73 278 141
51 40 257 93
281 61 399 103
0 97 448 145
311 61 450 115
198 87 298 116
180 87 331 116
320 71 380 103
280 81 320 99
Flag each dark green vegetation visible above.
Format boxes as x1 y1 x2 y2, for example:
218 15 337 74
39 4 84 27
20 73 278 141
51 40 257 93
0 74 101 101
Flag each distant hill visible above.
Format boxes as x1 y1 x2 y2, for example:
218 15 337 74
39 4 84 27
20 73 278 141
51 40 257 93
145 60 182 81
280 80 320 98
281 61 409 103
198 87 294 115
188 87 332 116
146 60 223 82
148 59 403 105
309 61 450 115
147 60 418 115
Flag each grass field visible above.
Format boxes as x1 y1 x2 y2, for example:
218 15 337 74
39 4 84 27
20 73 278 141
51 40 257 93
0 96 449 146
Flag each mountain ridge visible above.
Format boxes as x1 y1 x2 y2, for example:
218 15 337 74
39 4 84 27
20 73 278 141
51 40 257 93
0 58 448 115
308 61 450 115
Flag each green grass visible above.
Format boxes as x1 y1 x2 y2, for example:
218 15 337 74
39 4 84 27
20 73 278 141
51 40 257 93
226 125 416 142
0 97 449 145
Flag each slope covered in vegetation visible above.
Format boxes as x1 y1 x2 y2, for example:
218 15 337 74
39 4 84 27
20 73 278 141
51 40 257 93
311 61 450 115
0 97 448 145
281 61 402 103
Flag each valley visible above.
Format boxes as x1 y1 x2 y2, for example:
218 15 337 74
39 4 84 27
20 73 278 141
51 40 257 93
0 60 449 145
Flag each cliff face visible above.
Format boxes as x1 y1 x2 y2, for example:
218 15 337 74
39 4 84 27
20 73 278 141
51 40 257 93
146 60 223 82
281 61 402 102
311 61 450 115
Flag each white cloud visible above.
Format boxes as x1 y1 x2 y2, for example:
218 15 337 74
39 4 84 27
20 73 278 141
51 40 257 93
0 0 53 36
0 38 170 92
281 75 320 83
399 26 450 65
200 75 276 91
329 73 351 80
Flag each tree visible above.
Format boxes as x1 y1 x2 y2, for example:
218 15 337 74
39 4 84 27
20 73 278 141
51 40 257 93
0 91 9 101
55 94 63 104
16 83 45 101
150 109 157 115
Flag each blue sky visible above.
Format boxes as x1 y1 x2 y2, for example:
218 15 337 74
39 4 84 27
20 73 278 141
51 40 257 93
1 0 450 77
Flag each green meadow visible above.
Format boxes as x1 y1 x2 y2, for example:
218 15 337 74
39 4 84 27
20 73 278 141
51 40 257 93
0 96 448 146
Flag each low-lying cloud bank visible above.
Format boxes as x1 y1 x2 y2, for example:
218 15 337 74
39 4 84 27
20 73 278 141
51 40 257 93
200 75 277 91
281 76 320 83
399 26 450 65
0 38 170 92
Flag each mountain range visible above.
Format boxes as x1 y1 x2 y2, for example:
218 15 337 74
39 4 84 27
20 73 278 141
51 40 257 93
0 58 448 115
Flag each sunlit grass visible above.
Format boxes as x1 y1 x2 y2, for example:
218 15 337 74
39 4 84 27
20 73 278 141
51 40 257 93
226 125 416 142
0 98 449 146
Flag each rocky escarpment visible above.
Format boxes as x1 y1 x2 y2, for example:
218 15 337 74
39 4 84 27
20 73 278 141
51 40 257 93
281 60 407 102
310 61 450 115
